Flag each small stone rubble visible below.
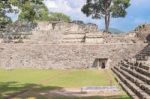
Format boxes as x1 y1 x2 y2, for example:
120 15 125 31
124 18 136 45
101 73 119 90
81 86 119 93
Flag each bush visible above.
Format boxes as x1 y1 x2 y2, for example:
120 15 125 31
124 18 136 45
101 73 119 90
49 12 71 22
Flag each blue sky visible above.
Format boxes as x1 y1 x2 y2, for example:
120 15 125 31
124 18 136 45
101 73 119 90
11 0 150 32
44 0 150 32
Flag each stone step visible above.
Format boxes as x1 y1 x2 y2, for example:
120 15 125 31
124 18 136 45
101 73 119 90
141 50 150 52
119 66 150 95
62 39 84 43
137 58 147 60
122 62 150 71
128 65 150 78
139 53 150 55
113 67 150 99
121 63 150 77
121 62 130 68
138 52 150 57
139 64 150 71
136 57 147 61
121 65 150 85
135 67 150 77
112 68 139 99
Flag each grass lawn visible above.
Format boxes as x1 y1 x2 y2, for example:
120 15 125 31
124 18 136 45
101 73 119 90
0 69 130 99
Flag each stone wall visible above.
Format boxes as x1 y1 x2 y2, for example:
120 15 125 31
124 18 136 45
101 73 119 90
35 22 99 33
0 21 144 44
134 24 150 42
0 22 148 69
24 22 99 44
0 43 146 69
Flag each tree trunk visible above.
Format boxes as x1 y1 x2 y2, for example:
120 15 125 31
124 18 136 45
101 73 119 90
104 0 111 33
104 13 110 33
105 15 108 33
107 12 110 33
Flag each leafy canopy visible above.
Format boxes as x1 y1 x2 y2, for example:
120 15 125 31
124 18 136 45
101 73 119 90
0 0 50 24
0 0 17 25
17 0 49 22
0 0 71 27
82 0 130 32
82 0 130 19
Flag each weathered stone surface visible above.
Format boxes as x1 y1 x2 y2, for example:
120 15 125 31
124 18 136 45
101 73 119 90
134 24 150 43
0 22 149 69
0 21 145 44
81 86 119 93
0 43 146 69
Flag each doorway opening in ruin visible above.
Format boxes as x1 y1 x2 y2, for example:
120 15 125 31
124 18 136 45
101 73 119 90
93 58 108 69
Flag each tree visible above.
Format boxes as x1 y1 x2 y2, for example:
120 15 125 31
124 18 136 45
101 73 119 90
0 0 17 26
81 0 130 33
0 0 49 25
49 12 71 22
17 0 49 22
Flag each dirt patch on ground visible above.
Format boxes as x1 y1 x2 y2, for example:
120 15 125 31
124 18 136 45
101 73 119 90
11 88 126 99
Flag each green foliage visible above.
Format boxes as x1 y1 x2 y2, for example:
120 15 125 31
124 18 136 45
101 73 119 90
18 0 49 22
0 0 17 25
82 0 130 19
0 0 49 25
111 0 131 18
0 0 70 24
82 0 130 32
49 12 71 22
36 5 49 21
18 1 36 22
0 16 12 26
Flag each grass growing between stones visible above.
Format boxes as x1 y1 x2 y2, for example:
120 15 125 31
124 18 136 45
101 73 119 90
0 69 130 99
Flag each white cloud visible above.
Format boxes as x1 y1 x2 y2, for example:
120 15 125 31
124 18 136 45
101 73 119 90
45 0 57 8
44 0 150 32
44 0 74 13
43 0 114 30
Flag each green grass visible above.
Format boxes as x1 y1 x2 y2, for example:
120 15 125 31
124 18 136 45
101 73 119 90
0 69 130 99
0 69 117 87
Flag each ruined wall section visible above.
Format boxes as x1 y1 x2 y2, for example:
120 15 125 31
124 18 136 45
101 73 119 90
134 24 150 42
36 22 99 33
0 21 144 44
25 22 99 44
0 43 146 69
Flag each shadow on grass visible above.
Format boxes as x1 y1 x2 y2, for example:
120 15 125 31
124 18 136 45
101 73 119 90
0 81 131 99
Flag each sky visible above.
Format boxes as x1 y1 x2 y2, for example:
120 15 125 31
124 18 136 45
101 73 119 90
10 0 150 32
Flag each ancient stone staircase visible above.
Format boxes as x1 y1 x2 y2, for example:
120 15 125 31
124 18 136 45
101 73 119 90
62 32 85 43
135 44 150 61
25 30 63 44
112 60 150 99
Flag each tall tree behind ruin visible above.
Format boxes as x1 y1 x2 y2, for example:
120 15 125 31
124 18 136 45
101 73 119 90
81 0 130 33
0 0 49 25
0 0 17 26
17 0 49 22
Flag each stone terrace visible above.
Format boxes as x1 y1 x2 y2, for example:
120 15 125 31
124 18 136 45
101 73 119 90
112 59 150 99
0 43 146 69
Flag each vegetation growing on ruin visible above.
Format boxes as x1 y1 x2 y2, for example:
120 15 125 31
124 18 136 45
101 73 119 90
49 12 71 22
